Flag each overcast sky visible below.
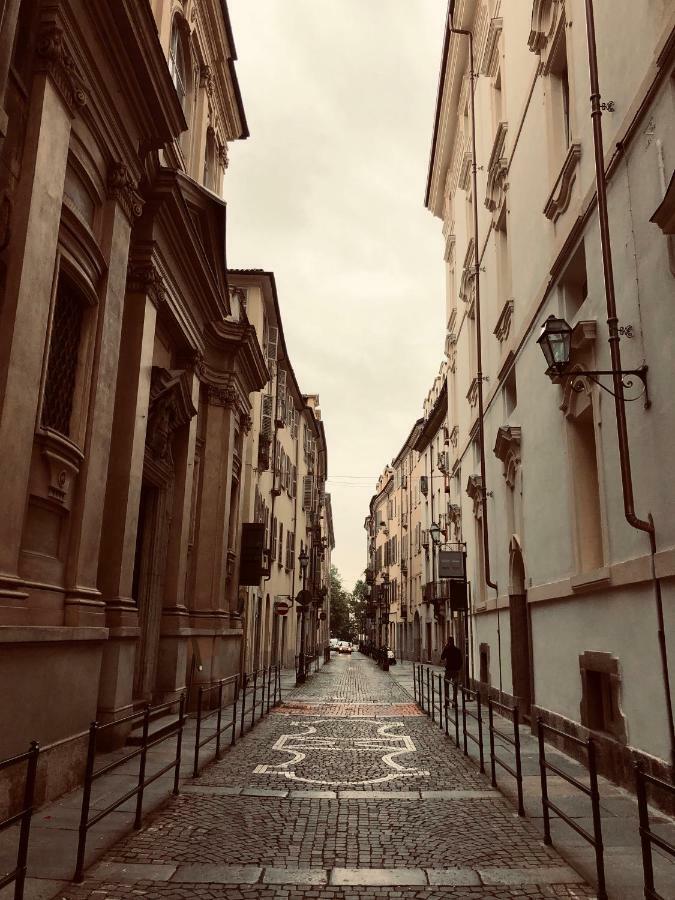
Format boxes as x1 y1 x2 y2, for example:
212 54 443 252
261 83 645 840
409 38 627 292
226 0 448 592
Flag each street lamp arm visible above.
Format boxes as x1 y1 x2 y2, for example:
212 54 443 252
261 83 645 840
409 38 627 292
568 365 650 408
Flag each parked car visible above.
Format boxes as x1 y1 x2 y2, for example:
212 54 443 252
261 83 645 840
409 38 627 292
339 641 352 654
329 638 340 651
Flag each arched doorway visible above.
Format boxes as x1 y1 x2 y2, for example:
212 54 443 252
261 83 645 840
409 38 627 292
509 537 532 717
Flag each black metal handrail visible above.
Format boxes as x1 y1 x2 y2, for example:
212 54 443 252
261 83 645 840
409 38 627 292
0 743 39 900
443 674 461 748
239 665 280 739
460 685 485 774
74 695 186 883
634 761 675 899
537 718 606 899
193 675 239 777
488 698 524 816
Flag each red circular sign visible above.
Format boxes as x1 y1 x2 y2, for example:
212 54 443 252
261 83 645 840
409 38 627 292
274 600 290 616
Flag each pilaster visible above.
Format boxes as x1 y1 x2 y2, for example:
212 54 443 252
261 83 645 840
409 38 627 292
0 70 73 621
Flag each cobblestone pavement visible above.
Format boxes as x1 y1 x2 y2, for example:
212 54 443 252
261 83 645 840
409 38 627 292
57 655 595 899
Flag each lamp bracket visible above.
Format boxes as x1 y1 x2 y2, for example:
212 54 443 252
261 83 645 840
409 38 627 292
569 365 650 409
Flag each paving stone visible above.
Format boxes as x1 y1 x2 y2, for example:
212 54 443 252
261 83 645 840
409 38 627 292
89 861 177 882
426 867 481 885
262 867 328 884
288 790 337 799
181 784 242 796
240 787 289 798
420 789 497 799
479 866 586 885
330 867 427 886
172 864 262 883
336 791 420 799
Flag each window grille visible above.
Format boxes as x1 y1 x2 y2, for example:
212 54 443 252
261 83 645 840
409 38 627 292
42 279 83 437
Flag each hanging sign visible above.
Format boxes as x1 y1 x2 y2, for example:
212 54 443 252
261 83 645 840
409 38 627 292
438 549 466 580
295 589 312 609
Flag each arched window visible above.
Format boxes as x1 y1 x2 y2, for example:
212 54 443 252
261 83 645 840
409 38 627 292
42 274 85 437
169 17 187 110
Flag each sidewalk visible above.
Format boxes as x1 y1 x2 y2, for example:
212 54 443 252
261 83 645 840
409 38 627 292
0 666 302 900
391 660 675 900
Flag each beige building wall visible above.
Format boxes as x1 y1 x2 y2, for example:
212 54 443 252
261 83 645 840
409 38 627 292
426 0 675 786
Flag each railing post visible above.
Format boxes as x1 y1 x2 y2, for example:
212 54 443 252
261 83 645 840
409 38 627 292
437 674 443 730
634 761 655 898
216 681 224 760
260 668 266 717
444 677 449 737
251 670 258 728
240 673 247 737
537 718 552 845
193 688 203 778
461 686 468 756
134 705 151 829
74 721 98 883
14 741 39 900
174 694 186 795
476 691 485 774
426 667 431 716
413 663 417 702
587 737 607 900
454 681 460 748
266 666 272 713
276 664 281 706
231 676 239 746
431 672 436 724
513 706 525 816
488 700 497 788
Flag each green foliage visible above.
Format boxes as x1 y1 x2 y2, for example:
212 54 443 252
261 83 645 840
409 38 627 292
329 565 354 641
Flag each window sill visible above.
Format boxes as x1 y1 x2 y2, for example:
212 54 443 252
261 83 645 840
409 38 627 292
570 567 610 593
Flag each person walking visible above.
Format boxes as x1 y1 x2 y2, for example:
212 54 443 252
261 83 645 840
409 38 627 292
441 636 462 710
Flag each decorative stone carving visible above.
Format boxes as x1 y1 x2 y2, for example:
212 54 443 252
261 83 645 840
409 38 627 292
493 425 522 487
466 376 480 408
528 0 563 56
200 64 215 97
241 413 253 435
458 151 473 192
36 26 88 115
459 238 476 303
494 299 514 343
480 17 503 76
485 122 509 222
544 142 581 222
443 229 456 264
107 163 144 221
207 385 238 409
37 430 84 506
126 262 166 307
146 368 197 467
218 142 229 170
450 426 459 449
466 474 484 516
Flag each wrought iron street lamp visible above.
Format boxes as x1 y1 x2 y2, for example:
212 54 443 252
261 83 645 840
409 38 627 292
429 521 443 546
296 547 310 685
537 315 649 405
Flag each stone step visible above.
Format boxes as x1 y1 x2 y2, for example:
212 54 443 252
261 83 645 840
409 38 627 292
126 712 180 746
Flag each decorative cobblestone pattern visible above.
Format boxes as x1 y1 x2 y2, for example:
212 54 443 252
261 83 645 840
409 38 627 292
103 794 561 869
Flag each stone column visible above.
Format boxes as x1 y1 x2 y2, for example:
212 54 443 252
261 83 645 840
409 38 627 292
96 267 160 721
0 45 83 621
0 0 21 139
63 166 142 627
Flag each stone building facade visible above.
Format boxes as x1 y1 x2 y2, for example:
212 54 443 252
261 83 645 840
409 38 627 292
421 0 675 787
229 270 334 674
0 0 332 809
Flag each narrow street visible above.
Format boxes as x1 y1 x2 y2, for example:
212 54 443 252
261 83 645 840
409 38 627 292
65 655 593 900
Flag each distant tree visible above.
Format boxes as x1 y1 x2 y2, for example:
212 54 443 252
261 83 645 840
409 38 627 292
349 579 368 637
329 565 354 641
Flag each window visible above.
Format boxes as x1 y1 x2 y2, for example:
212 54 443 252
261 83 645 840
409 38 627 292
271 515 277 560
549 25 572 155
504 367 517 417
579 652 627 741
560 241 588 320
278 521 283 566
42 276 85 437
569 403 603 572
169 18 187 110
203 127 217 191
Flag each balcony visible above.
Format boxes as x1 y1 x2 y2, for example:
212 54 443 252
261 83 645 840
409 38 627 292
400 602 408 619
424 579 468 612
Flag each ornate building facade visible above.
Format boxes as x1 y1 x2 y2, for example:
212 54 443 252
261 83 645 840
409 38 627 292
421 0 675 788
0 0 332 809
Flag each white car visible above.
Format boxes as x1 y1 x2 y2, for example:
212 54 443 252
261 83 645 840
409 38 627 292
338 641 352 654
329 638 340 651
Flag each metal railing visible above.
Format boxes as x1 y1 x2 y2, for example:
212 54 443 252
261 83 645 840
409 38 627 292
488 698 524 816
74 696 186 883
193 675 239 777
413 663 460 748
239 665 280 738
0 743 39 900
634 761 675 900
537 718 606 900
460 685 485 774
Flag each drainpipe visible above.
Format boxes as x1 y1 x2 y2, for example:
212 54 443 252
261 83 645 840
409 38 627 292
583 0 674 770
449 10 502 693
